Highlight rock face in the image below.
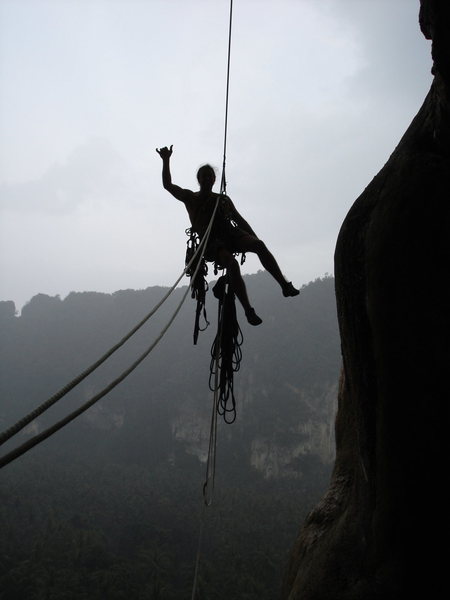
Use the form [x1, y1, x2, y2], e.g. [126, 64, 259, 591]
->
[282, 2, 450, 598]
[169, 381, 337, 476]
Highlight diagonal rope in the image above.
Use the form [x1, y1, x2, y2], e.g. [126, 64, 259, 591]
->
[0, 221, 211, 448]
[0, 196, 222, 470]
[0, 283, 188, 469]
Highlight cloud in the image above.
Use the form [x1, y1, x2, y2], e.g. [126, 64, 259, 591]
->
[0, 138, 148, 215]
[327, 0, 432, 99]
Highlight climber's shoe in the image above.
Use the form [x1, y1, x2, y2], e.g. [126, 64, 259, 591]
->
[282, 281, 300, 297]
[245, 307, 263, 326]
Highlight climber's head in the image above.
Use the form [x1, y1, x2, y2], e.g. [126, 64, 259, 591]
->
[197, 164, 216, 191]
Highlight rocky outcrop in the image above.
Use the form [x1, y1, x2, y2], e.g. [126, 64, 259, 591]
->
[169, 383, 337, 476]
[250, 384, 337, 479]
[282, 1, 450, 598]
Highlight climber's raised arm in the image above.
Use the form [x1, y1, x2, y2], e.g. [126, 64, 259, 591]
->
[156, 145, 186, 201]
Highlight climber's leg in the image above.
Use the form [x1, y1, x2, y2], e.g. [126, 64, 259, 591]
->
[217, 247, 262, 326]
[233, 234, 299, 297]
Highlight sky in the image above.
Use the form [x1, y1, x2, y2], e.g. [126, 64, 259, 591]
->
[0, 0, 432, 312]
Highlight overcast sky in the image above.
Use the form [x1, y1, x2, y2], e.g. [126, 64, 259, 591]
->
[0, 0, 432, 311]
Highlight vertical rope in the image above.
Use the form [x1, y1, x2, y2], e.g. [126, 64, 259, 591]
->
[191, 2, 234, 598]
[190, 504, 206, 600]
[203, 292, 225, 506]
[220, 0, 233, 197]
[203, 0, 234, 504]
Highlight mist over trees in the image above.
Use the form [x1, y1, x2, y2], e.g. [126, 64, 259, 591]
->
[0, 272, 340, 599]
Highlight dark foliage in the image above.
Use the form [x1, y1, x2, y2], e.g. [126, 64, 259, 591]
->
[0, 273, 339, 599]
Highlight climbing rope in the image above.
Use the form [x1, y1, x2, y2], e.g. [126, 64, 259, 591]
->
[198, 0, 235, 494]
[0, 280, 188, 469]
[190, 306, 222, 599]
[0, 194, 222, 470]
[191, 2, 234, 598]
[220, 0, 233, 196]
[209, 275, 243, 425]
[0, 218, 214, 449]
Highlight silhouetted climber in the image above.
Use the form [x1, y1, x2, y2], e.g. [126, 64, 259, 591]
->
[156, 145, 299, 326]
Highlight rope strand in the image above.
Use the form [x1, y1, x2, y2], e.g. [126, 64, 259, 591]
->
[191, 3, 234, 598]
[0, 222, 212, 447]
[220, 0, 233, 195]
[0, 193, 222, 470]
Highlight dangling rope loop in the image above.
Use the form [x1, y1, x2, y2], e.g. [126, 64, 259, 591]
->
[209, 275, 243, 425]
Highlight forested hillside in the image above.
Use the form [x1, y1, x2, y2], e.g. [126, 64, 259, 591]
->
[0, 273, 340, 599]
